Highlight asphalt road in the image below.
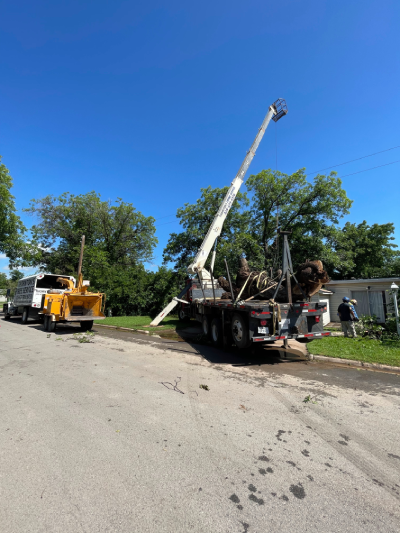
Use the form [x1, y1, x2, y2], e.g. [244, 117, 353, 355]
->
[1, 316, 400, 533]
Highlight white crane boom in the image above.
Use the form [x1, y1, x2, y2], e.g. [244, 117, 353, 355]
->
[150, 98, 287, 326]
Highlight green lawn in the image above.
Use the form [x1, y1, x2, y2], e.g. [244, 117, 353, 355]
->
[94, 315, 192, 332]
[308, 337, 400, 367]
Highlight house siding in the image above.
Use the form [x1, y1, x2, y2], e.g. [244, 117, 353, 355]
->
[326, 279, 400, 323]
[310, 294, 331, 326]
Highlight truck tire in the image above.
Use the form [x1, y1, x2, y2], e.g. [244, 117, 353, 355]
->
[231, 313, 250, 349]
[81, 321, 94, 331]
[201, 316, 211, 339]
[48, 318, 56, 332]
[178, 307, 190, 322]
[21, 307, 29, 324]
[297, 338, 313, 344]
[43, 315, 49, 330]
[4, 314, 11, 321]
[210, 317, 223, 347]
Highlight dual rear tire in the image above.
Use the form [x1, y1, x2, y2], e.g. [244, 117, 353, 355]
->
[204, 313, 251, 350]
[203, 315, 226, 349]
[210, 317, 223, 347]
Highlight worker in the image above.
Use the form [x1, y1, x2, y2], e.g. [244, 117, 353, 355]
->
[337, 297, 357, 338]
[350, 299, 359, 321]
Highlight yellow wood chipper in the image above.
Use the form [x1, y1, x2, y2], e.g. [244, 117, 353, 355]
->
[40, 236, 106, 332]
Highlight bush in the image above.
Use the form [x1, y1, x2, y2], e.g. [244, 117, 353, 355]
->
[355, 315, 385, 339]
[355, 314, 399, 341]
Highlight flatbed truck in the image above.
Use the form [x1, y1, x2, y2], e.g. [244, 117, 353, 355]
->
[151, 98, 331, 348]
[177, 279, 330, 349]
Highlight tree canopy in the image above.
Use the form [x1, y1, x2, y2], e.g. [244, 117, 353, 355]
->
[163, 169, 399, 280]
[25, 192, 158, 275]
[0, 272, 7, 289]
[163, 186, 259, 276]
[0, 156, 27, 264]
[164, 169, 354, 275]
[329, 221, 400, 279]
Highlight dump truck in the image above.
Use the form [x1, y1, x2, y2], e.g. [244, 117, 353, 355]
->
[40, 236, 106, 332]
[4, 273, 76, 322]
[150, 98, 331, 349]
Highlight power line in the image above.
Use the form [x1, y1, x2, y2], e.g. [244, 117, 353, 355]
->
[153, 146, 400, 229]
[155, 220, 179, 228]
[155, 214, 176, 221]
[339, 159, 400, 178]
[307, 145, 400, 175]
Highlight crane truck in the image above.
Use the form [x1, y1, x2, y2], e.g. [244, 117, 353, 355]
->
[150, 99, 331, 349]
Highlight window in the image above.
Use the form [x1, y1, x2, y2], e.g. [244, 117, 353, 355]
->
[351, 290, 385, 323]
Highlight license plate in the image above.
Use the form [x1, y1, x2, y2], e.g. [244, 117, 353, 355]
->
[258, 327, 268, 334]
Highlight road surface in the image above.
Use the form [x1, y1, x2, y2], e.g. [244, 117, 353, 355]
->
[1, 316, 400, 533]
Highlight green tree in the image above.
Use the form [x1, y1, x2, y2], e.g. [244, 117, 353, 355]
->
[0, 156, 27, 264]
[329, 221, 400, 279]
[25, 192, 158, 275]
[164, 170, 353, 275]
[10, 269, 25, 282]
[24, 192, 159, 316]
[144, 266, 184, 317]
[246, 169, 353, 270]
[163, 186, 259, 275]
[0, 272, 7, 289]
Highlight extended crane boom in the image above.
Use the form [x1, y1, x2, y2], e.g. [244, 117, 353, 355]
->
[150, 98, 287, 326]
[187, 99, 287, 277]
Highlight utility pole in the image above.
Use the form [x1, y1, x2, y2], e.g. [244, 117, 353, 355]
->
[77, 235, 85, 278]
[391, 283, 400, 336]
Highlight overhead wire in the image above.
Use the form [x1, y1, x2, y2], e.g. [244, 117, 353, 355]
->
[307, 145, 400, 175]
[337, 159, 400, 178]
[154, 145, 400, 228]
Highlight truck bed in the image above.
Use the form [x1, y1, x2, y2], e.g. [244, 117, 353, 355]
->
[192, 297, 331, 342]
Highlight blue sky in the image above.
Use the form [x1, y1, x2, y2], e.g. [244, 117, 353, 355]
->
[1, 0, 399, 275]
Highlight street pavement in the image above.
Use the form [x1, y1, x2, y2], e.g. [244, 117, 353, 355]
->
[1, 315, 400, 533]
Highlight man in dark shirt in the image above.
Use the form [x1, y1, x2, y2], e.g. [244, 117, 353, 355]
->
[338, 297, 357, 337]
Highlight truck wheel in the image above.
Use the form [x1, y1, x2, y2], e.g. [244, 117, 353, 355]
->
[210, 317, 223, 347]
[231, 313, 250, 349]
[4, 314, 11, 321]
[21, 307, 29, 324]
[201, 316, 211, 339]
[81, 321, 94, 331]
[48, 318, 56, 332]
[43, 315, 49, 330]
[178, 307, 190, 322]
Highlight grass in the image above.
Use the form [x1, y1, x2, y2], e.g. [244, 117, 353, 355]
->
[308, 336, 400, 367]
[94, 315, 193, 332]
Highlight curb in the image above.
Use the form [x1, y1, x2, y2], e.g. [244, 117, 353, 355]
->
[94, 324, 150, 334]
[308, 353, 400, 373]
[94, 323, 179, 335]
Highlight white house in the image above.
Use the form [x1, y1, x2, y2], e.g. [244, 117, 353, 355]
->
[310, 288, 334, 326]
[325, 278, 400, 323]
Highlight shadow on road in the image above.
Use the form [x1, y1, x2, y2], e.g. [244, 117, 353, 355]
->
[2, 313, 307, 367]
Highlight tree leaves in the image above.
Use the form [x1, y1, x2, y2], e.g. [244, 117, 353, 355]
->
[0, 156, 27, 263]
[162, 168, 399, 279]
[24, 192, 158, 274]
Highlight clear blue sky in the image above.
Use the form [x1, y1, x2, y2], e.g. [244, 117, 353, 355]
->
[1, 0, 399, 275]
